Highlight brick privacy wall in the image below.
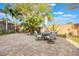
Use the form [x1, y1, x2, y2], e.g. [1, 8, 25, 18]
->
[47, 24, 79, 36]
[74, 24, 79, 36]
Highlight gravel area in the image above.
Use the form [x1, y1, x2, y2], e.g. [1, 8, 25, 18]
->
[0, 33, 79, 56]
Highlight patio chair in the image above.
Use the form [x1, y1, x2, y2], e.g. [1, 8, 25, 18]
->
[51, 31, 57, 40]
[34, 31, 42, 40]
[45, 31, 57, 43]
[42, 31, 57, 40]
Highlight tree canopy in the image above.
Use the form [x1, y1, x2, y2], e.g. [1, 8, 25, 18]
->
[0, 3, 53, 33]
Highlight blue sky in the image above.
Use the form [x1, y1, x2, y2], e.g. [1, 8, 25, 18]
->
[0, 3, 7, 18]
[48, 3, 79, 24]
[0, 3, 79, 24]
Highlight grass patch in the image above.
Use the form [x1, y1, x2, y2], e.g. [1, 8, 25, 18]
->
[0, 31, 15, 35]
[69, 35, 79, 44]
[0, 29, 15, 35]
[0, 32, 15, 35]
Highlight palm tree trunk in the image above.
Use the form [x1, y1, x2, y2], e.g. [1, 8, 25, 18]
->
[5, 15, 8, 32]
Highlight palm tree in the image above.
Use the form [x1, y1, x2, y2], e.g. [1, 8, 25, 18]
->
[4, 4, 22, 32]
[3, 4, 11, 32]
[7, 8, 19, 32]
[0, 4, 11, 32]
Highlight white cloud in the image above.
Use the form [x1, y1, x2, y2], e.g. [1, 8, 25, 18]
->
[48, 17, 73, 24]
[62, 14, 76, 18]
[0, 13, 5, 16]
[54, 17, 71, 20]
[49, 3, 56, 6]
[53, 12, 64, 15]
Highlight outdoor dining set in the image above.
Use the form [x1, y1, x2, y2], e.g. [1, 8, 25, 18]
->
[34, 31, 57, 43]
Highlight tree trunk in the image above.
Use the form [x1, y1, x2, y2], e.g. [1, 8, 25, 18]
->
[14, 23, 16, 32]
[5, 15, 8, 32]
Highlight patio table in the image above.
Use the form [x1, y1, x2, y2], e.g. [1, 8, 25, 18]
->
[41, 31, 57, 41]
[35, 31, 57, 43]
[41, 32, 52, 36]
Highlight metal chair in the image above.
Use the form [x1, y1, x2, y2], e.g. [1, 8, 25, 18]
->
[47, 31, 57, 43]
[34, 31, 42, 40]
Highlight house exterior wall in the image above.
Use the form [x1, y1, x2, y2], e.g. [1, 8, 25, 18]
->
[0, 20, 15, 32]
[0, 20, 6, 32]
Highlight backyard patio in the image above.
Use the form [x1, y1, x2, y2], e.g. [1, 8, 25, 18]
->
[0, 33, 79, 56]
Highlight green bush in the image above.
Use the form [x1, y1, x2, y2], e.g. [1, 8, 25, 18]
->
[0, 25, 3, 34]
[69, 32, 73, 36]
[0, 31, 3, 34]
[8, 29, 15, 33]
[0, 29, 15, 35]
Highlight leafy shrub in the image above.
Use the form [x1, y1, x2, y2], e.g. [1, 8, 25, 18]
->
[0, 25, 4, 34]
[69, 32, 73, 36]
[8, 29, 15, 33]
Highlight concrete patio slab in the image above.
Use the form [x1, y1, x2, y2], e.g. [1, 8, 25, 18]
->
[0, 33, 79, 56]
